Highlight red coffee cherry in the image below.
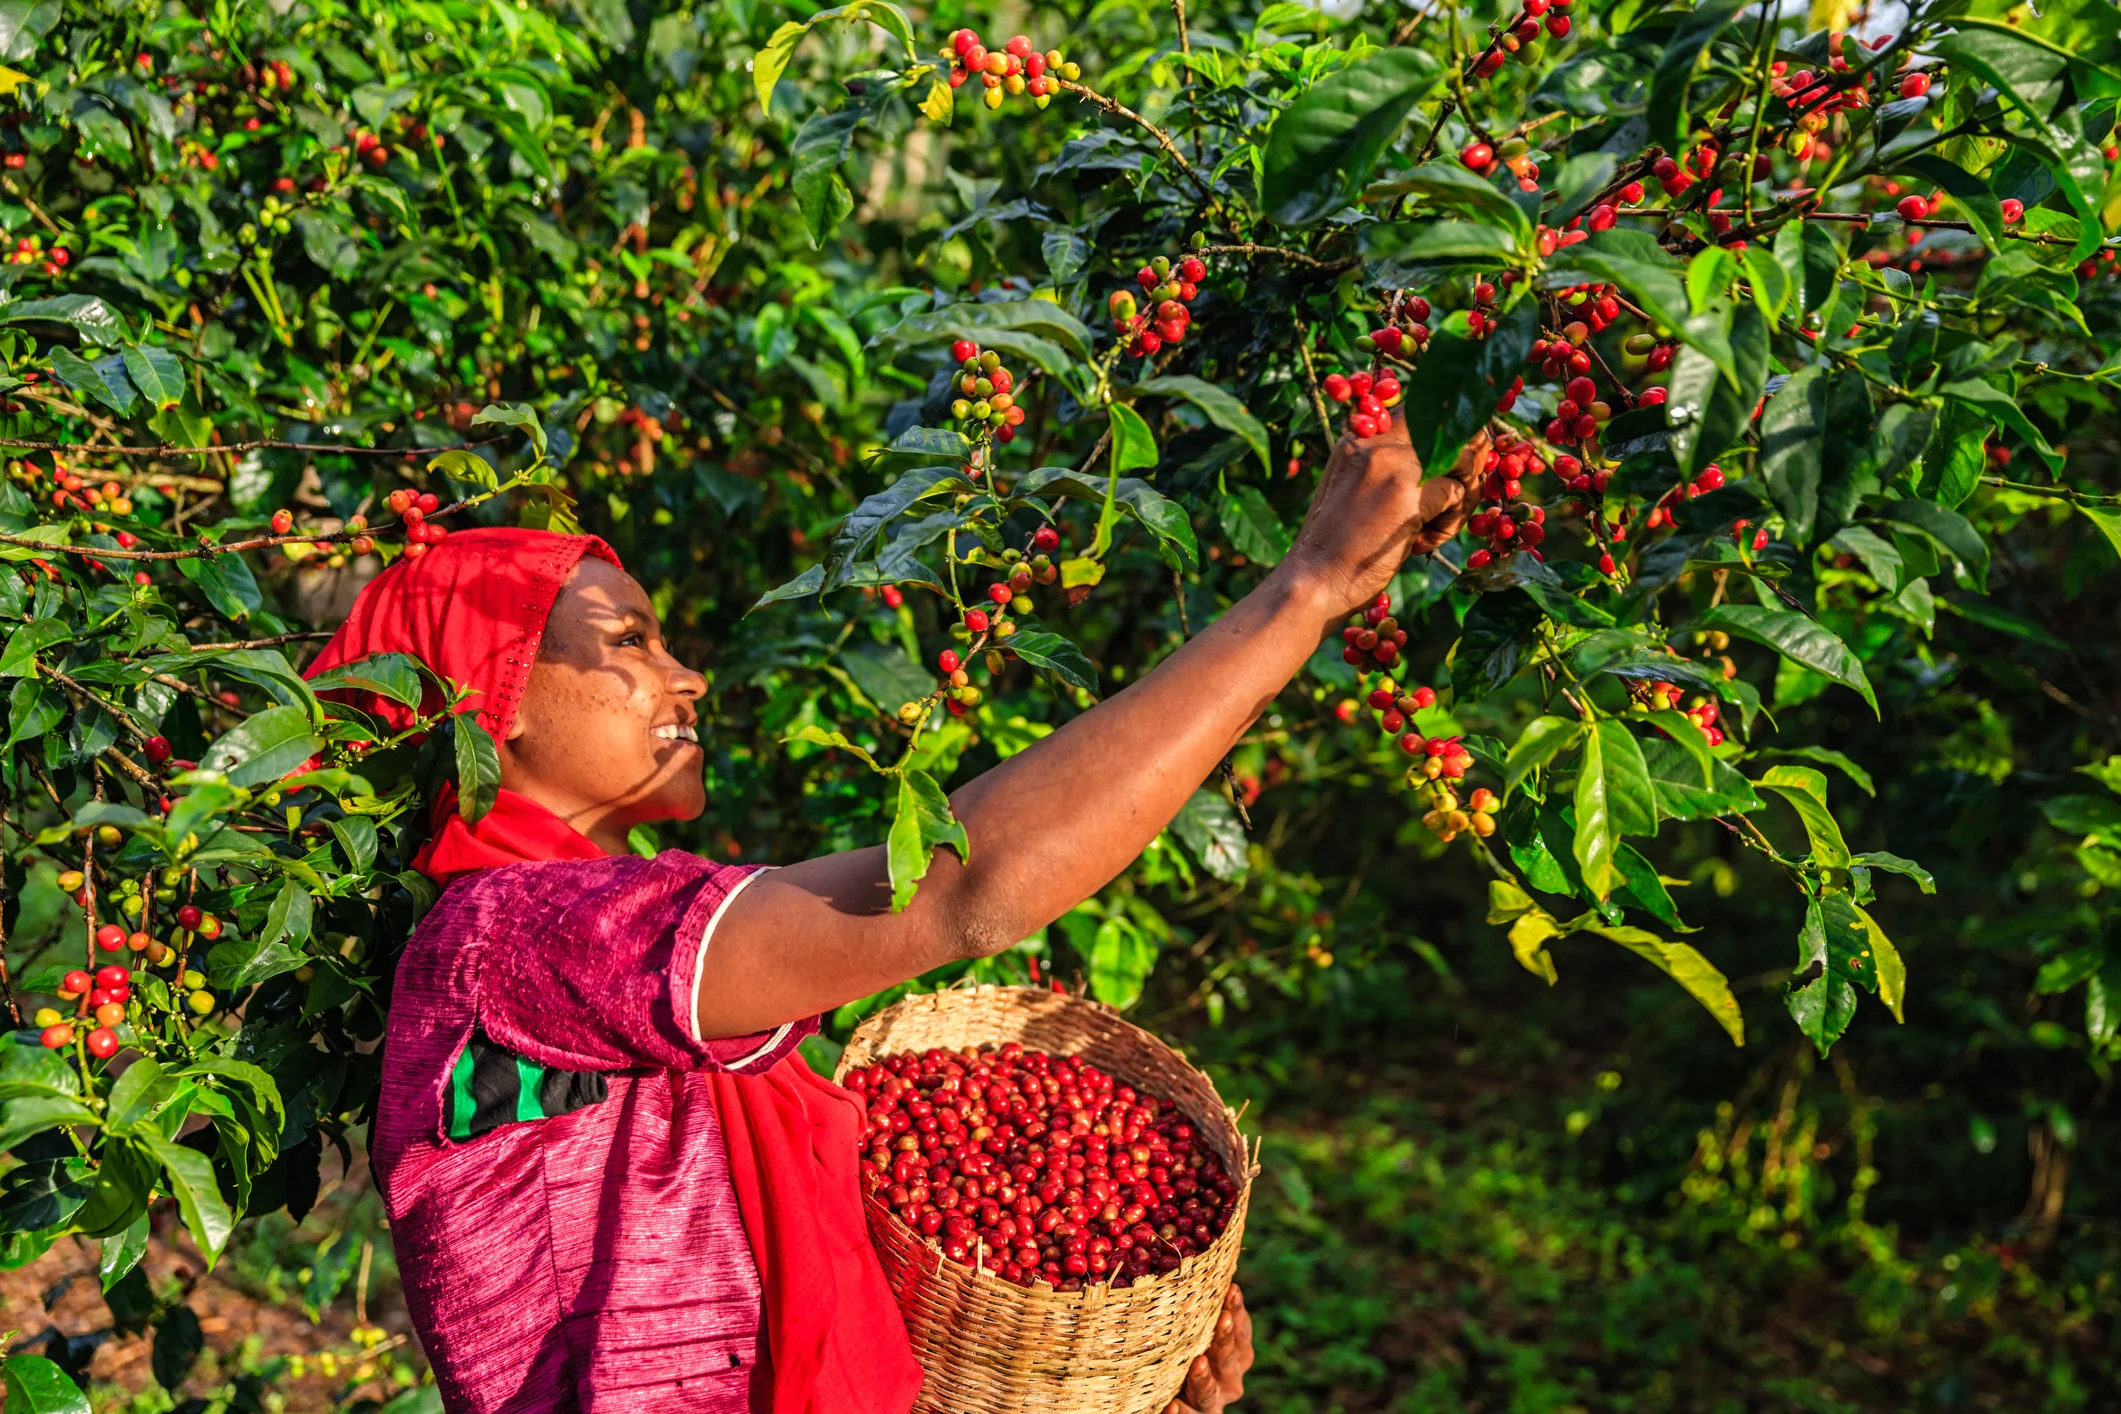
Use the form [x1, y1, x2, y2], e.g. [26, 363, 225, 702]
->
[2001, 198, 2024, 223]
[61, 970, 93, 997]
[270, 508, 294, 534]
[142, 735, 172, 764]
[86, 1027, 120, 1058]
[175, 904, 203, 930]
[95, 924, 127, 952]
[40, 1024, 74, 1049]
[1896, 193, 1929, 221]
[1899, 71, 1931, 99]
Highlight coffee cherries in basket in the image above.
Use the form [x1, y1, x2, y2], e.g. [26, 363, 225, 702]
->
[845, 1041, 1239, 1291]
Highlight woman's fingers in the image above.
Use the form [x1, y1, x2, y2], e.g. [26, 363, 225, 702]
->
[1166, 1284, 1253, 1413]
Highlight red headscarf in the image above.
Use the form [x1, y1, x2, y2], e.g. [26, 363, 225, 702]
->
[307, 528, 921, 1414]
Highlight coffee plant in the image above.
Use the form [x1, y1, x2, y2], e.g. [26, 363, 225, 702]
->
[0, 0, 2117, 1400]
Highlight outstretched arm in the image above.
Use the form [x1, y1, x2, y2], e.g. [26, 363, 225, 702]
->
[699, 413, 1481, 1038]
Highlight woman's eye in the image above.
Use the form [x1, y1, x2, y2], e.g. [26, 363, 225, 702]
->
[618, 632, 644, 647]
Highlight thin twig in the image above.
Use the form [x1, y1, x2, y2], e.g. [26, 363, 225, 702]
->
[1054, 79, 1220, 212]
[1194, 243, 1355, 273]
[0, 435, 508, 458]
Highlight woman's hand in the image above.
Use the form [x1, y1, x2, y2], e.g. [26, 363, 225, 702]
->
[1283, 410, 1489, 622]
[1165, 1284, 1254, 1413]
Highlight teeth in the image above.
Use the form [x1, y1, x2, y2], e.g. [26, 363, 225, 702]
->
[652, 724, 699, 743]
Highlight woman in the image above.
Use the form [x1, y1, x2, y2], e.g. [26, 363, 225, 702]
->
[307, 412, 1478, 1413]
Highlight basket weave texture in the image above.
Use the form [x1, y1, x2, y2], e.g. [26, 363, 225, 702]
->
[836, 984, 1257, 1414]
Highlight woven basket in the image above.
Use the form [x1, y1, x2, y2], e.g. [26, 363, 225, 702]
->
[836, 984, 1257, 1414]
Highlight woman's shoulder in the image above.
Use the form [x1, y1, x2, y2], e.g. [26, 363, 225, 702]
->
[426, 851, 763, 929]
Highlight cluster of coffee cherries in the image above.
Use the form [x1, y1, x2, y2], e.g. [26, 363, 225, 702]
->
[1686, 628, 1741, 684]
[944, 30, 1077, 111]
[1468, 0, 1575, 79]
[1347, 680, 1436, 737]
[1109, 253, 1206, 358]
[846, 1041, 1237, 1290]
[1768, 55, 1878, 162]
[1640, 463, 1729, 533]
[1459, 135, 1543, 194]
[947, 340, 1029, 447]
[1619, 331, 1676, 376]
[44, 463, 135, 517]
[1629, 680, 1729, 744]
[1540, 370, 1614, 450]
[1356, 296, 1433, 360]
[5, 233, 70, 274]
[384, 488, 447, 556]
[900, 524, 1063, 723]
[1421, 784, 1501, 843]
[1338, 593, 1408, 671]
[1321, 368, 1404, 439]
[1463, 432, 1550, 569]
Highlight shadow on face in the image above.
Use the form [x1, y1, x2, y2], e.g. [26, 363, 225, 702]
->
[499, 557, 709, 851]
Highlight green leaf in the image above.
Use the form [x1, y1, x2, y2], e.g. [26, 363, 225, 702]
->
[104, 1057, 167, 1131]
[1217, 485, 1291, 567]
[1400, 302, 1540, 475]
[1787, 892, 1905, 1053]
[1696, 604, 1877, 716]
[2, 295, 125, 345]
[120, 343, 186, 411]
[1645, 738, 1764, 822]
[1451, 588, 1543, 701]
[1573, 719, 1658, 899]
[1644, 710, 1716, 786]
[1762, 746, 1875, 797]
[791, 108, 859, 250]
[307, 652, 426, 709]
[1577, 917, 1743, 1044]
[1614, 843, 1692, 933]
[453, 715, 501, 822]
[49, 347, 136, 414]
[1005, 630, 1098, 694]
[781, 725, 884, 772]
[1757, 764, 1850, 868]
[1085, 913, 1158, 1009]
[1383, 161, 1535, 242]
[1363, 219, 1522, 267]
[1912, 398, 1991, 509]
[0, 617, 71, 677]
[0, 1094, 101, 1154]
[1170, 789, 1249, 883]
[1853, 850, 1936, 893]
[1878, 498, 1990, 592]
[100, 1214, 149, 1292]
[822, 466, 970, 591]
[1647, 0, 1748, 148]
[1666, 303, 1769, 475]
[752, 1, 918, 110]
[2044, 793, 2121, 836]
[175, 552, 262, 622]
[137, 1131, 234, 1266]
[151, 1305, 204, 1391]
[1505, 715, 1584, 797]
[200, 704, 324, 787]
[1934, 29, 2105, 263]
[1132, 376, 1270, 480]
[1759, 364, 1827, 545]
[5, 678, 62, 750]
[1261, 48, 1445, 225]
[1, 1354, 91, 1414]
[208, 879, 313, 989]
[886, 768, 969, 912]
[2072, 502, 2121, 563]
[428, 448, 499, 490]
[874, 300, 1095, 369]
[469, 402, 547, 459]
[1014, 467, 1196, 567]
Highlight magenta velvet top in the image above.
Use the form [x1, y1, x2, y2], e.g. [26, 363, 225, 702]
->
[371, 852, 814, 1413]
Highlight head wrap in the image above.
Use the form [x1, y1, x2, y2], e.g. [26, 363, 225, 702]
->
[304, 527, 618, 881]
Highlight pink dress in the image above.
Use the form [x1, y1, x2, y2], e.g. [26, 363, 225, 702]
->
[371, 852, 814, 1413]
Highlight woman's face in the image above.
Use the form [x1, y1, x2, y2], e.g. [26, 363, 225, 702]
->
[500, 557, 707, 850]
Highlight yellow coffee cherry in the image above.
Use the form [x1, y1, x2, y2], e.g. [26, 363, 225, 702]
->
[32, 1007, 62, 1028]
[180, 969, 207, 990]
[187, 989, 216, 1015]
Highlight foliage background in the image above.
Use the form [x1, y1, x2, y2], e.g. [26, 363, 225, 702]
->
[0, 0, 2115, 1407]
